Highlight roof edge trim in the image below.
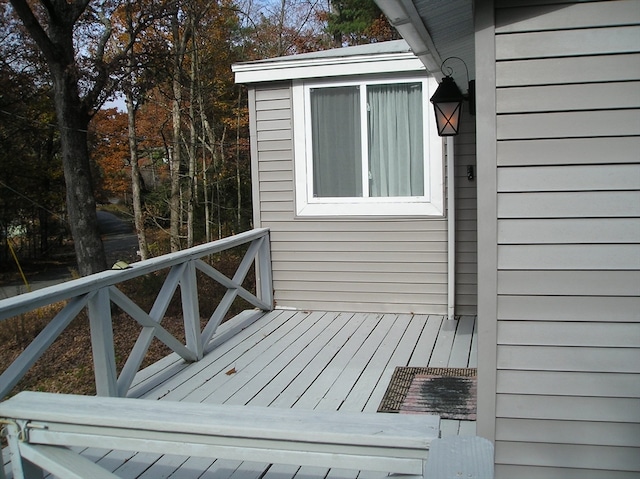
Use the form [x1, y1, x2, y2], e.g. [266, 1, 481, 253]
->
[233, 52, 425, 84]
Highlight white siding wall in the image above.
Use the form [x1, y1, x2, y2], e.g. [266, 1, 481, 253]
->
[249, 82, 477, 315]
[492, 1, 640, 477]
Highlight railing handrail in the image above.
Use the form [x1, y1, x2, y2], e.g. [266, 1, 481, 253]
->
[0, 228, 270, 322]
[0, 228, 272, 399]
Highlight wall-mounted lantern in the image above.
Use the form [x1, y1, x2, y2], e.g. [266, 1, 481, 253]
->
[430, 57, 475, 137]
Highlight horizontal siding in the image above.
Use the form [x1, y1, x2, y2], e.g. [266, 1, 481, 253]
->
[272, 279, 447, 295]
[274, 290, 448, 306]
[497, 191, 640, 217]
[263, 220, 448, 232]
[497, 164, 640, 191]
[497, 321, 640, 347]
[496, 370, 640, 398]
[497, 346, 640, 373]
[496, 394, 639, 423]
[269, 261, 448, 274]
[270, 240, 448, 253]
[274, 270, 447, 284]
[497, 81, 640, 113]
[257, 139, 292, 152]
[498, 218, 640, 244]
[271, 250, 448, 263]
[497, 136, 640, 166]
[455, 118, 478, 315]
[497, 295, 640, 322]
[270, 229, 447, 242]
[496, 0, 640, 32]
[497, 244, 640, 270]
[492, 1, 640, 477]
[497, 270, 640, 295]
[497, 53, 640, 87]
[495, 465, 640, 479]
[495, 25, 640, 59]
[495, 441, 640, 471]
[497, 110, 640, 140]
[250, 81, 474, 315]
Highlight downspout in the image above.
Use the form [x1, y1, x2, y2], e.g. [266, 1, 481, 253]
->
[447, 136, 456, 320]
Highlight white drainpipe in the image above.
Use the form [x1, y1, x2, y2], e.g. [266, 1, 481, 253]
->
[447, 136, 456, 320]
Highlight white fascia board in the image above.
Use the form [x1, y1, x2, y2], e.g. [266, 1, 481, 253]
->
[233, 53, 425, 84]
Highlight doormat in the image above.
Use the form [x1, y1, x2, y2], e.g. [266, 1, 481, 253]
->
[378, 367, 477, 420]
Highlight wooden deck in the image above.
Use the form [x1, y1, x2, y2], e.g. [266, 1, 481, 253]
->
[3, 309, 477, 479]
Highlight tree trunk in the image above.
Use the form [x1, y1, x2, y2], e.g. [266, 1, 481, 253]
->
[202, 149, 211, 243]
[236, 88, 242, 231]
[169, 7, 191, 253]
[197, 78, 213, 244]
[187, 37, 197, 249]
[51, 66, 107, 276]
[9, 0, 107, 275]
[125, 92, 148, 260]
[197, 86, 211, 244]
[170, 60, 183, 252]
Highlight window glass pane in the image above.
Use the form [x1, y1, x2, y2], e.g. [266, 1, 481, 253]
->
[368, 82, 424, 197]
[310, 86, 362, 198]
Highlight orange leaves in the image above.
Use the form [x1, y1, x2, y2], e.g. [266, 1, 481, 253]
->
[90, 108, 130, 200]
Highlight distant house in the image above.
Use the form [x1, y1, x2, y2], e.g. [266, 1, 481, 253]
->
[234, 0, 640, 477]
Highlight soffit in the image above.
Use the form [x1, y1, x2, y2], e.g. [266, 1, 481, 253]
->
[415, 0, 475, 79]
[377, 0, 474, 91]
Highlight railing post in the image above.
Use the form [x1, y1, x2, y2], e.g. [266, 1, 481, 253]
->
[5, 421, 44, 479]
[87, 287, 118, 396]
[257, 232, 273, 309]
[180, 260, 203, 360]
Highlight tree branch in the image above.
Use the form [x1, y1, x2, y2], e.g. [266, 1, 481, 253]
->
[8, 0, 57, 61]
[82, 5, 114, 113]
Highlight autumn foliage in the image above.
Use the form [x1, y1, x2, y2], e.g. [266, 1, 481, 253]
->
[2, 0, 392, 268]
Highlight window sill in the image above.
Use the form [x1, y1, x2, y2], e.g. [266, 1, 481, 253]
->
[295, 200, 445, 217]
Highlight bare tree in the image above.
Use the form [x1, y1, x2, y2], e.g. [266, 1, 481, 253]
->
[117, 0, 164, 261]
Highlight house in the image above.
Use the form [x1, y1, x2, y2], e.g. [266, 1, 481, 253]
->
[234, 0, 640, 477]
[0, 1, 637, 478]
[232, 40, 478, 318]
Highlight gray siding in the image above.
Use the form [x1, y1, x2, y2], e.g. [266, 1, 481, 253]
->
[249, 83, 477, 315]
[491, 1, 640, 477]
[455, 116, 478, 315]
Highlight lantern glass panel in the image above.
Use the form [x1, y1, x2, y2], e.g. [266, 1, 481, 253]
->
[434, 100, 462, 136]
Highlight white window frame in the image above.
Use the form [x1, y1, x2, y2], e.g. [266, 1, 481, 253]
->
[293, 74, 444, 217]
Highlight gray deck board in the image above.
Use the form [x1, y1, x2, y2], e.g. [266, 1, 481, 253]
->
[429, 318, 458, 367]
[408, 315, 443, 365]
[4, 310, 476, 479]
[449, 316, 476, 367]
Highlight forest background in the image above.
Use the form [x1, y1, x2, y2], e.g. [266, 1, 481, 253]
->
[0, 0, 399, 280]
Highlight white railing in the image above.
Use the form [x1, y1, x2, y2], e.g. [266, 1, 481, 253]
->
[0, 228, 273, 399]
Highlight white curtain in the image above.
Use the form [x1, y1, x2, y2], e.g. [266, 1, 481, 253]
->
[368, 83, 424, 197]
[311, 86, 362, 198]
